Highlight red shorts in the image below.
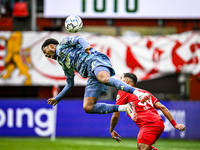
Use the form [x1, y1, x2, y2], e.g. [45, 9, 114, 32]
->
[137, 119, 165, 146]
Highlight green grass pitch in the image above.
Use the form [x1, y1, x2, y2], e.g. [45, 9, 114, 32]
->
[0, 137, 199, 150]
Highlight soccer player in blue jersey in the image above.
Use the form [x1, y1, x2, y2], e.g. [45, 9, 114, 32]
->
[41, 36, 150, 120]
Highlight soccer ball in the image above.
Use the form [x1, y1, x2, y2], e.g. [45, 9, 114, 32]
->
[65, 15, 83, 33]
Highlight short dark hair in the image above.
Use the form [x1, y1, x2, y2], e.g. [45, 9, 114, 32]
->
[123, 73, 137, 85]
[41, 38, 59, 50]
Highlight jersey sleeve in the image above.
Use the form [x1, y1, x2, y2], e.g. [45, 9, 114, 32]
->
[60, 36, 78, 46]
[55, 77, 74, 101]
[150, 93, 159, 106]
[78, 37, 90, 49]
[60, 36, 90, 49]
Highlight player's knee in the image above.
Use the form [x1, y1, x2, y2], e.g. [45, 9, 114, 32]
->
[96, 71, 110, 84]
[97, 74, 110, 84]
[100, 77, 109, 84]
[83, 105, 93, 113]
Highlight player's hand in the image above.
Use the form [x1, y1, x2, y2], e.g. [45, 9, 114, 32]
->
[85, 46, 92, 54]
[110, 130, 121, 143]
[175, 124, 185, 131]
[47, 98, 58, 106]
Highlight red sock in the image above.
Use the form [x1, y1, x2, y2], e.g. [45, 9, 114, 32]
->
[150, 146, 158, 150]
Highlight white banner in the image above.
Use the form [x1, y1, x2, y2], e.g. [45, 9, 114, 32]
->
[44, 0, 200, 19]
[0, 31, 200, 86]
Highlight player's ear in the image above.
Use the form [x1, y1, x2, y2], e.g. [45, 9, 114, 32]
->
[125, 78, 129, 84]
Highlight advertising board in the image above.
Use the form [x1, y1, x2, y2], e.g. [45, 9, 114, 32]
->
[0, 99, 199, 139]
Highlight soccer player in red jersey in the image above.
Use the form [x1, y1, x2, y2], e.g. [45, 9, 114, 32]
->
[110, 73, 185, 150]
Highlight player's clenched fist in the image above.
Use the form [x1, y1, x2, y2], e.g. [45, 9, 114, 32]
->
[175, 124, 186, 131]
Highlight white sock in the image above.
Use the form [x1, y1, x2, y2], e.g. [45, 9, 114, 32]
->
[118, 104, 128, 112]
[133, 90, 141, 97]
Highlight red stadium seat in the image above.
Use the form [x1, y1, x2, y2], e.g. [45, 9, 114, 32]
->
[12, 2, 29, 17]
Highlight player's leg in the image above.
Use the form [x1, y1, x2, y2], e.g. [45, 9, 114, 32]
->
[83, 97, 134, 114]
[137, 143, 158, 150]
[94, 66, 150, 102]
[83, 77, 128, 114]
[83, 96, 97, 113]
[83, 96, 119, 114]
[149, 120, 165, 150]
[137, 120, 164, 150]
[83, 71, 137, 120]
[137, 143, 151, 150]
[94, 66, 137, 94]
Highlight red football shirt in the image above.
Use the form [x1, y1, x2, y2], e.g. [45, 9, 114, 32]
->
[116, 88, 163, 128]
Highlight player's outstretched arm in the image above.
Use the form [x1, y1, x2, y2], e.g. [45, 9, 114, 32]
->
[47, 78, 74, 106]
[154, 101, 185, 131]
[110, 112, 121, 142]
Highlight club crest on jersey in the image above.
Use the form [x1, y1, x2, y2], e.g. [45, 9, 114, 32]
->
[116, 94, 120, 101]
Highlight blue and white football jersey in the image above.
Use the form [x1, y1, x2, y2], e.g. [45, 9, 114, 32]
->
[56, 36, 99, 79]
